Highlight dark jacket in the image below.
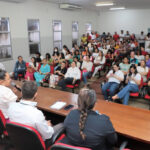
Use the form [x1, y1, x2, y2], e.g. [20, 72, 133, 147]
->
[14, 60, 26, 72]
[61, 109, 117, 150]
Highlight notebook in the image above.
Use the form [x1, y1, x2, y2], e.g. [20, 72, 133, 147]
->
[50, 101, 67, 110]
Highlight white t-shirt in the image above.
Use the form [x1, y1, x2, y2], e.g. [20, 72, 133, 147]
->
[107, 70, 124, 84]
[81, 61, 93, 72]
[135, 55, 145, 62]
[8, 100, 54, 141]
[0, 85, 17, 118]
[65, 67, 81, 80]
[137, 66, 148, 82]
[94, 56, 105, 65]
[129, 73, 141, 85]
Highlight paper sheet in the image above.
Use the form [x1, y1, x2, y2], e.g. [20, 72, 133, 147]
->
[50, 101, 66, 110]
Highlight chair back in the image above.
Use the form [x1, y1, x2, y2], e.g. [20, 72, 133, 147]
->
[51, 142, 91, 150]
[6, 122, 46, 150]
[0, 110, 8, 136]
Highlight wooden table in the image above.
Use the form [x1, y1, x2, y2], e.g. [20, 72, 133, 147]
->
[35, 87, 150, 144]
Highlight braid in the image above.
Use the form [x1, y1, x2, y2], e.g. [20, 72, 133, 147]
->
[79, 110, 88, 140]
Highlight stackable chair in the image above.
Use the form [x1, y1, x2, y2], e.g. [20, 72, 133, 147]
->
[0, 110, 8, 139]
[6, 121, 64, 150]
[66, 72, 82, 93]
[130, 77, 143, 98]
[51, 143, 91, 150]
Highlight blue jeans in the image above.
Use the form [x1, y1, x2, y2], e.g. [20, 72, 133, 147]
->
[102, 82, 119, 100]
[14, 68, 25, 80]
[82, 72, 90, 84]
[117, 82, 139, 105]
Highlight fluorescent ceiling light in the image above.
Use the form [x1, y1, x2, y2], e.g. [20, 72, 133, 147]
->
[96, 2, 114, 7]
[110, 7, 125, 10]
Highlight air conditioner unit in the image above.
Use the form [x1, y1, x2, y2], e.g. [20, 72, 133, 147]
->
[0, 0, 25, 3]
[59, 3, 82, 10]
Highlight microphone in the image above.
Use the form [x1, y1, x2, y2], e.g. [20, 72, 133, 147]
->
[11, 82, 21, 92]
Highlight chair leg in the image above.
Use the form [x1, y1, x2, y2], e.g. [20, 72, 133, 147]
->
[72, 88, 74, 93]
[98, 70, 101, 78]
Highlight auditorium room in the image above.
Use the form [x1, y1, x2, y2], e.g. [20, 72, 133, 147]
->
[0, 0, 150, 150]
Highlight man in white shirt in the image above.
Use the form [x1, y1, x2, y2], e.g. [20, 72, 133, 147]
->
[102, 64, 124, 101]
[58, 61, 81, 90]
[8, 81, 54, 147]
[139, 31, 145, 48]
[81, 55, 93, 85]
[0, 69, 18, 119]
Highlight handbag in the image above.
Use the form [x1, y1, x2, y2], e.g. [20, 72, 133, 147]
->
[45, 73, 50, 81]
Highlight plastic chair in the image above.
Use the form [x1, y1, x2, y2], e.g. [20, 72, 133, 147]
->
[130, 77, 143, 97]
[6, 122, 51, 150]
[144, 94, 150, 109]
[66, 72, 82, 93]
[51, 143, 91, 150]
[0, 110, 8, 137]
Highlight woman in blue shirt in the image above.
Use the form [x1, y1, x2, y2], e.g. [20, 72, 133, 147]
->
[34, 58, 50, 86]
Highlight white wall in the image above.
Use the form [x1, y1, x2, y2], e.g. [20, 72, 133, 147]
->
[98, 9, 150, 35]
[0, 0, 99, 72]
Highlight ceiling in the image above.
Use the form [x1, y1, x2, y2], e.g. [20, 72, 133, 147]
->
[42, 0, 150, 11]
[1, 0, 150, 11]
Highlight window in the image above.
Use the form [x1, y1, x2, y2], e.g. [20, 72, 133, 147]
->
[0, 18, 12, 60]
[72, 21, 79, 46]
[27, 19, 40, 55]
[85, 23, 92, 34]
[53, 20, 62, 50]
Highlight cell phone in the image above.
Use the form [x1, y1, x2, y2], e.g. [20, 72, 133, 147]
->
[64, 104, 74, 110]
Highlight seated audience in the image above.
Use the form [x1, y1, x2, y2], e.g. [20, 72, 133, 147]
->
[119, 57, 130, 75]
[58, 61, 80, 90]
[92, 51, 105, 77]
[35, 52, 42, 63]
[145, 54, 150, 68]
[73, 50, 81, 61]
[73, 57, 81, 69]
[81, 55, 93, 85]
[46, 53, 53, 64]
[137, 60, 148, 82]
[61, 88, 117, 150]
[146, 78, 150, 96]
[129, 51, 138, 66]
[7, 81, 54, 148]
[0, 69, 18, 119]
[34, 58, 50, 86]
[112, 64, 141, 105]
[25, 57, 39, 81]
[49, 61, 67, 88]
[92, 47, 99, 59]
[102, 63, 124, 101]
[81, 34, 87, 45]
[13, 56, 26, 80]
[135, 51, 144, 62]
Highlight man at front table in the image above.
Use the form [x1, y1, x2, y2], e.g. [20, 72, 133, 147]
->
[0, 69, 18, 119]
[8, 81, 54, 147]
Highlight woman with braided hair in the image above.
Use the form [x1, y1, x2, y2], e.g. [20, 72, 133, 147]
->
[61, 88, 117, 150]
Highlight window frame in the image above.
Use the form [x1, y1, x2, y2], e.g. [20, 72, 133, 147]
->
[85, 23, 92, 34]
[27, 19, 41, 56]
[0, 17, 13, 62]
[72, 21, 79, 46]
[53, 20, 62, 50]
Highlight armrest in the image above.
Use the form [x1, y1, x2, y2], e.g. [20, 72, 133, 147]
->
[119, 141, 128, 150]
[51, 123, 65, 144]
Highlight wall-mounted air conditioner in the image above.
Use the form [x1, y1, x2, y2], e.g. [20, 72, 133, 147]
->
[59, 3, 82, 10]
[0, 0, 25, 3]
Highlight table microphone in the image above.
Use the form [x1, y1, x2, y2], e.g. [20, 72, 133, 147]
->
[11, 82, 22, 92]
